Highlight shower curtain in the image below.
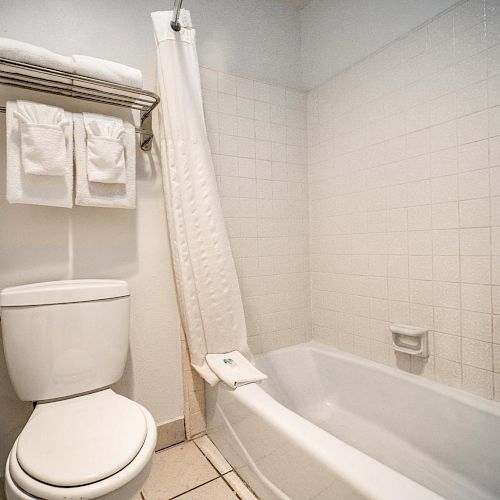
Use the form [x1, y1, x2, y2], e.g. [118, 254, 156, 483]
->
[151, 10, 250, 385]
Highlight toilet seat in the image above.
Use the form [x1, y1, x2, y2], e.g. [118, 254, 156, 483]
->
[17, 390, 147, 487]
[8, 389, 157, 500]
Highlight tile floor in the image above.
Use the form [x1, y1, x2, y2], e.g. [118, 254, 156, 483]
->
[0, 436, 257, 500]
[140, 435, 257, 500]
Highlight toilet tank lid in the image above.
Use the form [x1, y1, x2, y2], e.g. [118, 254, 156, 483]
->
[0, 280, 130, 307]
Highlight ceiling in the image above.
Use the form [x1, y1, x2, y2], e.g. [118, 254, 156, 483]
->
[276, 0, 313, 10]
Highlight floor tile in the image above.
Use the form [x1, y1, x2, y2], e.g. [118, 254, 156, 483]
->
[194, 435, 232, 474]
[176, 478, 237, 499]
[142, 441, 218, 500]
[224, 471, 258, 500]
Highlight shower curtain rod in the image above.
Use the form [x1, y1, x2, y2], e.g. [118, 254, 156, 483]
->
[171, 0, 184, 31]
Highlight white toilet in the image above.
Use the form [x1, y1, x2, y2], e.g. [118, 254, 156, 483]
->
[0, 280, 157, 500]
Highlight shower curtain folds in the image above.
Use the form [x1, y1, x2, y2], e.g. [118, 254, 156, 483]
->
[151, 10, 250, 385]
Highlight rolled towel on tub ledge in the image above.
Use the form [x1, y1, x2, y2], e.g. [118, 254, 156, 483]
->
[206, 351, 267, 389]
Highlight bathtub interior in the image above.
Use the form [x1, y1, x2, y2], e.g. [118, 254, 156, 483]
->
[254, 343, 500, 500]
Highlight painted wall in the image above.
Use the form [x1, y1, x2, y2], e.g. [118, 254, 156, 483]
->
[0, 0, 302, 90]
[300, 0, 460, 89]
[0, 0, 304, 473]
[309, 0, 500, 400]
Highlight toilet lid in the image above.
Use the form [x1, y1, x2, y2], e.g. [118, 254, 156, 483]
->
[16, 391, 147, 487]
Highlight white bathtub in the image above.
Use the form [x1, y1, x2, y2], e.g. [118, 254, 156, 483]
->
[206, 342, 500, 500]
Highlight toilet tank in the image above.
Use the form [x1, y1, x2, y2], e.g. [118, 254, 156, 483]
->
[0, 280, 130, 402]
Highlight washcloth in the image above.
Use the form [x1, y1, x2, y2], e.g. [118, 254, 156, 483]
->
[72, 55, 143, 88]
[74, 113, 136, 208]
[206, 351, 267, 389]
[0, 37, 75, 73]
[83, 112, 126, 184]
[14, 101, 70, 176]
[6, 101, 73, 208]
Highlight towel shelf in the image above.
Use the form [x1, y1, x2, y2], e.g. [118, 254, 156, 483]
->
[0, 57, 160, 151]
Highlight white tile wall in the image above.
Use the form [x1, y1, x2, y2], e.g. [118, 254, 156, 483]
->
[201, 68, 311, 354]
[308, 0, 500, 401]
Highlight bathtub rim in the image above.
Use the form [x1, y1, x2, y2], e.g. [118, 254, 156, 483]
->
[256, 341, 500, 416]
[208, 377, 443, 500]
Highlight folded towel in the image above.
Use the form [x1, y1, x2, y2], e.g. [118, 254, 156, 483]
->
[14, 101, 70, 176]
[0, 37, 75, 73]
[6, 101, 73, 207]
[206, 351, 267, 389]
[72, 55, 143, 88]
[74, 113, 136, 208]
[83, 112, 126, 184]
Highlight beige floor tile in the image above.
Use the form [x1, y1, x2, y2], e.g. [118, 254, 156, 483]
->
[142, 441, 218, 500]
[177, 478, 237, 499]
[224, 472, 258, 500]
[194, 435, 232, 474]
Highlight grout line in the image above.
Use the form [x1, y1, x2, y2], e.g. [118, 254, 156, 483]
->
[167, 477, 223, 500]
[155, 438, 188, 454]
[220, 472, 242, 499]
[192, 440, 223, 478]
[221, 470, 260, 500]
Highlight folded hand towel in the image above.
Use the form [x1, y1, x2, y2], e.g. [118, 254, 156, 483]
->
[6, 101, 73, 208]
[206, 351, 267, 389]
[14, 101, 70, 176]
[0, 37, 75, 73]
[83, 113, 126, 184]
[74, 113, 136, 208]
[72, 55, 143, 88]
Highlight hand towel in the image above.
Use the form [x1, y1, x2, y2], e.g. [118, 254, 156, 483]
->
[6, 101, 73, 208]
[72, 55, 143, 88]
[206, 351, 267, 389]
[74, 113, 136, 209]
[14, 101, 70, 176]
[83, 112, 126, 184]
[0, 37, 75, 73]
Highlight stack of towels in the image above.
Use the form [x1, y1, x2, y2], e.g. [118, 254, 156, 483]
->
[0, 37, 143, 88]
[0, 38, 142, 208]
[6, 100, 136, 209]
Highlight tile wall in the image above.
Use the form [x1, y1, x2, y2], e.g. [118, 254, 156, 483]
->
[201, 68, 311, 354]
[308, 0, 500, 400]
[182, 68, 311, 437]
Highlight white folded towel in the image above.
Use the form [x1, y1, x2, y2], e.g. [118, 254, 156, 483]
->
[0, 37, 75, 73]
[74, 113, 136, 209]
[72, 55, 143, 88]
[206, 351, 267, 389]
[14, 101, 70, 176]
[6, 101, 73, 208]
[83, 113, 126, 184]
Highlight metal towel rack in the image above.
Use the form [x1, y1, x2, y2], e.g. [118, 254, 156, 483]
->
[0, 57, 160, 151]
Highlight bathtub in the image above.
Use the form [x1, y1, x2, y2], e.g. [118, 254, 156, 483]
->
[206, 342, 500, 500]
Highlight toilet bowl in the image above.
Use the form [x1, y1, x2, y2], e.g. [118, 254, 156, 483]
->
[0, 280, 158, 500]
[4, 390, 157, 500]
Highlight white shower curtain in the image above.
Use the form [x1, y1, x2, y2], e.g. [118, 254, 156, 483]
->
[151, 10, 250, 385]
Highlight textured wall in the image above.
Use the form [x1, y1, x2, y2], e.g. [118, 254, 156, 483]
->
[0, 0, 305, 471]
[201, 68, 311, 354]
[300, 0, 461, 89]
[309, 0, 500, 400]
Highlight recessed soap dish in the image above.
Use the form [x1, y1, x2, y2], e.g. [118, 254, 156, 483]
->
[390, 324, 429, 358]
